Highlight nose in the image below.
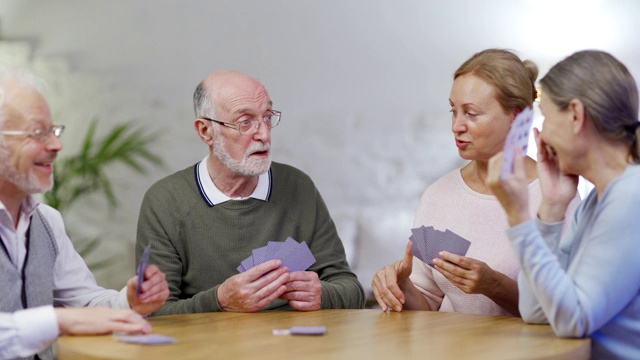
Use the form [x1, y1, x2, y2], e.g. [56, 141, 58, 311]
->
[452, 113, 467, 134]
[44, 132, 63, 152]
[253, 118, 271, 142]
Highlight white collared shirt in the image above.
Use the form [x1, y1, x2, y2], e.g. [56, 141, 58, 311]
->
[0, 196, 129, 358]
[195, 155, 272, 206]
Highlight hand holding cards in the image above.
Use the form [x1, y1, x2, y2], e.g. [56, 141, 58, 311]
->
[237, 237, 316, 273]
[410, 226, 471, 267]
[501, 106, 534, 179]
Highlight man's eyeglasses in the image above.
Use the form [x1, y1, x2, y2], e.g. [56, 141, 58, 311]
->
[1, 125, 65, 142]
[201, 110, 281, 136]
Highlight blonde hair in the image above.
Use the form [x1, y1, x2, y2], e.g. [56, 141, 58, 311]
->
[454, 49, 538, 114]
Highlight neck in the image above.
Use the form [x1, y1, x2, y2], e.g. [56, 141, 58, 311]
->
[461, 160, 491, 194]
[0, 182, 27, 229]
[579, 140, 632, 199]
[207, 155, 259, 198]
[462, 157, 537, 195]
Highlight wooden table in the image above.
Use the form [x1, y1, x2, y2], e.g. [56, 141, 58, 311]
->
[57, 309, 590, 359]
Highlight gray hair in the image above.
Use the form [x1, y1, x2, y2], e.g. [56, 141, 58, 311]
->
[540, 50, 640, 162]
[0, 67, 46, 130]
[193, 79, 215, 119]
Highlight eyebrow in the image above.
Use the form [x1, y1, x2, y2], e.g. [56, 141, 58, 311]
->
[231, 101, 274, 117]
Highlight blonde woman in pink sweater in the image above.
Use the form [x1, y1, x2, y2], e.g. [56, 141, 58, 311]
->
[372, 49, 578, 316]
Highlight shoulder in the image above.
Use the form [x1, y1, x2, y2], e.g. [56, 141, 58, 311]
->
[145, 165, 198, 197]
[270, 162, 315, 188]
[35, 203, 72, 250]
[615, 165, 640, 196]
[35, 203, 65, 226]
[141, 164, 202, 213]
[598, 164, 640, 211]
[422, 168, 462, 198]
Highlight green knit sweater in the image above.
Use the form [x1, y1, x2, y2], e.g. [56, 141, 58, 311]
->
[136, 161, 365, 314]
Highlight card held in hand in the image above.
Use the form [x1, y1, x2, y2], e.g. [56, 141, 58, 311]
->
[136, 244, 151, 297]
[501, 106, 534, 179]
[409, 226, 471, 267]
[237, 237, 316, 273]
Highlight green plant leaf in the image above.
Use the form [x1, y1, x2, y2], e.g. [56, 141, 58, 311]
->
[45, 118, 165, 271]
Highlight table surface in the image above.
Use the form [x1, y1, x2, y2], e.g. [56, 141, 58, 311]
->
[57, 309, 590, 360]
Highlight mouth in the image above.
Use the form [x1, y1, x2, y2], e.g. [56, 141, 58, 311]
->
[249, 150, 269, 157]
[247, 143, 271, 158]
[455, 139, 470, 149]
[247, 146, 270, 158]
[34, 157, 56, 172]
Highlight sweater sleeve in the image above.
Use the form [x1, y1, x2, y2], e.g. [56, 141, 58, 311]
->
[310, 189, 365, 309]
[518, 196, 580, 324]
[508, 180, 640, 338]
[136, 184, 223, 315]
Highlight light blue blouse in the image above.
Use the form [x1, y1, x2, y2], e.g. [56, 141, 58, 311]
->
[509, 164, 640, 359]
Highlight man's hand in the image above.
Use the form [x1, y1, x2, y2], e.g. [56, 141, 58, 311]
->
[217, 259, 290, 312]
[54, 307, 151, 335]
[279, 271, 322, 311]
[126, 264, 170, 315]
[371, 241, 414, 312]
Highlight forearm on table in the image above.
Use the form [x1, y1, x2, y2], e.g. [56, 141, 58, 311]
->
[483, 272, 520, 317]
[152, 286, 221, 316]
[401, 279, 436, 311]
[320, 277, 366, 309]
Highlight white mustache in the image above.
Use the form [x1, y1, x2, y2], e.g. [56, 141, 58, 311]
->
[246, 143, 271, 156]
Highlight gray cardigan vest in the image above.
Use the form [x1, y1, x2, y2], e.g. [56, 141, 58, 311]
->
[0, 209, 58, 360]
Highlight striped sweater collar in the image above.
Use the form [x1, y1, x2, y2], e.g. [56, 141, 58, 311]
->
[194, 155, 272, 207]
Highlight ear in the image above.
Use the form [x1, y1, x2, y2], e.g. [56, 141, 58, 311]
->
[194, 118, 215, 146]
[508, 109, 518, 124]
[567, 98, 587, 135]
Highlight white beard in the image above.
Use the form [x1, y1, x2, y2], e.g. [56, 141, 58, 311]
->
[0, 142, 52, 194]
[212, 131, 271, 176]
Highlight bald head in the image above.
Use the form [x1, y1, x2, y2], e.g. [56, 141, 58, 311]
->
[193, 70, 268, 119]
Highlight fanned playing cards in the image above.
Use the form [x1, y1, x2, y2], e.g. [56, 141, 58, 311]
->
[136, 244, 151, 296]
[410, 226, 471, 267]
[237, 237, 316, 273]
[501, 106, 534, 179]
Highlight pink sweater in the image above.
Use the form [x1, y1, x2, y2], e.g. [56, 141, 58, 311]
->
[409, 168, 542, 316]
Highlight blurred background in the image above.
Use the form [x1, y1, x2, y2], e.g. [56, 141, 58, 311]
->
[1, 0, 638, 302]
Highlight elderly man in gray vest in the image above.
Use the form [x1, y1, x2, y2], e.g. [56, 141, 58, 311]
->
[0, 68, 170, 360]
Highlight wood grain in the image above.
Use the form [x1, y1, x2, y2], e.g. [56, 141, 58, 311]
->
[57, 309, 590, 359]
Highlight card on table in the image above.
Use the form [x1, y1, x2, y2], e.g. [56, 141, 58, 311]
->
[501, 106, 534, 179]
[272, 326, 327, 336]
[116, 334, 176, 345]
[136, 244, 151, 297]
[237, 237, 316, 273]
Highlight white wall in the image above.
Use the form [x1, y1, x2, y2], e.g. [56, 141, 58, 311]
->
[1, 0, 639, 296]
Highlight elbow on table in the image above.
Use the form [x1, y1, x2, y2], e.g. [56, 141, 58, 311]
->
[520, 307, 549, 325]
[550, 320, 591, 339]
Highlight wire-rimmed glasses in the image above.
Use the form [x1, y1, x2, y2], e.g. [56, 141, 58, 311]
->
[201, 110, 281, 136]
[1, 125, 65, 142]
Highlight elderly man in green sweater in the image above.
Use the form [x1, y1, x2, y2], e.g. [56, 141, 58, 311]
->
[136, 70, 364, 313]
